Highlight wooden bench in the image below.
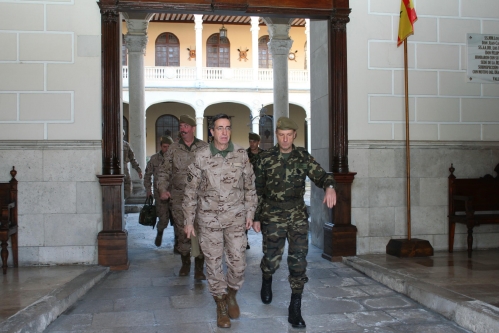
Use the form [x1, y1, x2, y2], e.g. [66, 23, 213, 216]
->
[448, 163, 499, 258]
[0, 166, 18, 274]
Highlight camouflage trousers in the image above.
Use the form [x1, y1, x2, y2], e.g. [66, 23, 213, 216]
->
[171, 200, 203, 258]
[124, 174, 132, 199]
[154, 192, 170, 232]
[198, 223, 247, 296]
[260, 202, 309, 294]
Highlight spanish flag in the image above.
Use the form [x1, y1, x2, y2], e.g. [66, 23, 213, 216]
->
[397, 0, 417, 46]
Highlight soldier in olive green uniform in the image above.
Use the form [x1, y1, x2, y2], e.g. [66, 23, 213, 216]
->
[144, 136, 175, 247]
[157, 115, 208, 279]
[245, 132, 264, 249]
[123, 137, 143, 199]
[253, 117, 337, 329]
[183, 114, 257, 328]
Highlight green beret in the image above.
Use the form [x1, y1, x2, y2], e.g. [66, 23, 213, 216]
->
[276, 117, 298, 131]
[179, 114, 196, 127]
[249, 132, 261, 141]
[161, 136, 173, 144]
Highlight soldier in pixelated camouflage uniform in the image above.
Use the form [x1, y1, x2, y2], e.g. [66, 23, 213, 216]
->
[253, 117, 337, 329]
[144, 135, 175, 248]
[157, 114, 208, 279]
[183, 114, 257, 328]
[123, 133, 143, 199]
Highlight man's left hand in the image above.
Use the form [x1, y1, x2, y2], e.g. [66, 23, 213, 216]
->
[184, 225, 196, 239]
[245, 218, 253, 230]
[323, 187, 337, 208]
[138, 172, 143, 179]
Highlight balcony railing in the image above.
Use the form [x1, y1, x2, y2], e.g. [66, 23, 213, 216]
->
[122, 66, 309, 89]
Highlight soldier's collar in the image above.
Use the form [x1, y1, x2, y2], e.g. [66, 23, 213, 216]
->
[210, 141, 234, 156]
[179, 137, 200, 151]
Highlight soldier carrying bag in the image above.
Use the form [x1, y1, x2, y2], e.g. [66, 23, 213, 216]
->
[139, 195, 157, 229]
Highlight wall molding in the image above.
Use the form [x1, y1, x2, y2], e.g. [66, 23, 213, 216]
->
[349, 140, 499, 150]
[0, 140, 102, 150]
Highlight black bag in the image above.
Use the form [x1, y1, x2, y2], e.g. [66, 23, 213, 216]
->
[139, 196, 157, 229]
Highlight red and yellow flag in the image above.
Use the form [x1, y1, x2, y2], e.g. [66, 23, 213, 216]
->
[397, 0, 417, 46]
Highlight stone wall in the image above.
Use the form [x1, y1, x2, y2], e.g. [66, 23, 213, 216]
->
[0, 141, 103, 265]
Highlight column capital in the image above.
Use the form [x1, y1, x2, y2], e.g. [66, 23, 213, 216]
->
[124, 34, 148, 54]
[250, 16, 260, 31]
[194, 14, 203, 29]
[330, 8, 351, 32]
[267, 23, 291, 39]
[125, 18, 150, 35]
[268, 38, 293, 56]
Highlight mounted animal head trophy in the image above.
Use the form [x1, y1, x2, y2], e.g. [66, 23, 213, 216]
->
[238, 47, 249, 62]
[187, 47, 196, 61]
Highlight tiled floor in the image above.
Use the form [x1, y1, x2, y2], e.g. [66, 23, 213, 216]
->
[41, 214, 471, 332]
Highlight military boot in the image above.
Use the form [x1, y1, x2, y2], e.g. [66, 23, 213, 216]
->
[260, 275, 272, 304]
[288, 293, 306, 328]
[213, 295, 231, 328]
[227, 287, 240, 319]
[179, 255, 191, 276]
[154, 230, 163, 247]
[194, 256, 206, 280]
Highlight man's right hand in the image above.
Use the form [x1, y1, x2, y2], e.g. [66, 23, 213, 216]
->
[253, 221, 261, 233]
[160, 191, 171, 201]
[147, 190, 152, 198]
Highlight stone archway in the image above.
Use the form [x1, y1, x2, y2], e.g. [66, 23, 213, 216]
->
[96, 0, 354, 269]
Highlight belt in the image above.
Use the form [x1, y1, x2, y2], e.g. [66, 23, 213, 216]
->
[266, 198, 304, 210]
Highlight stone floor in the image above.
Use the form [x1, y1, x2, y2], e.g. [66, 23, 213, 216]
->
[40, 214, 472, 333]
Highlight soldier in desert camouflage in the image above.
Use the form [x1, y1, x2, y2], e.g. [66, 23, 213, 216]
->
[144, 135, 175, 247]
[157, 115, 208, 279]
[123, 131, 143, 199]
[253, 117, 337, 329]
[245, 132, 264, 249]
[182, 114, 257, 328]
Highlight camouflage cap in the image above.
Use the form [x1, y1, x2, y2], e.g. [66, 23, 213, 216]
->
[276, 117, 298, 131]
[161, 136, 174, 145]
[179, 114, 196, 127]
[249, 132, 261, 141]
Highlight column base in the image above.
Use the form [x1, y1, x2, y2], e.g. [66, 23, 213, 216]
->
[97, 230, 130, 270]
[386, 238, 434, 258]
[322, 223, 357, 260]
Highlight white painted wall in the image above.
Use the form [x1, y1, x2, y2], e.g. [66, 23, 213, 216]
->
[0, 0, 102, 265]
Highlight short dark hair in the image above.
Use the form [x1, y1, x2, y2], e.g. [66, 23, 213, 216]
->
[210, 113, 231, 129]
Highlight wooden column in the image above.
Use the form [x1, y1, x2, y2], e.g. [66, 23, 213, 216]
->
[97, 3, 129, 270]
[323, 2, 357, 260]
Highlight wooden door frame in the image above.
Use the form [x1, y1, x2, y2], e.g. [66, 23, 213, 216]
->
[96, 0, 355, 269]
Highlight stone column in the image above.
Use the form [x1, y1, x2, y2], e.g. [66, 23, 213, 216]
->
[194, 15, 203, 81]
[305, 19, 311, 74]
[306, 116, 311, 153]
[124, 19, 149, 197]
[266, 21, 293, 144]
[250, 17, 260, 83]
[196, 116, 204, 140]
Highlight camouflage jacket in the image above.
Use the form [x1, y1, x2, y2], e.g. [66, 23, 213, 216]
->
[246, 147, 265, 169]
[156, 138, 208, 205]
[144, 151, 165, 191]
[123, 140, 142, 174]
[254, 144, 336, 221]
[182, 143, 257, 228]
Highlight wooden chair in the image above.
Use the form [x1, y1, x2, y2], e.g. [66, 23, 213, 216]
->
[0, 166, 18, 274]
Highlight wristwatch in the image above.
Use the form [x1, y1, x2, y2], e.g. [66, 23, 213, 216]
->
[328, 185, 334, 189]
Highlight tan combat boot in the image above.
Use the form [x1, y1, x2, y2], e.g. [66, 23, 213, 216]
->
[194, 256, 207, 280]
[227, 287, 240, 319]
[179, 254, 191, 276]
[213, 295, 231, 328]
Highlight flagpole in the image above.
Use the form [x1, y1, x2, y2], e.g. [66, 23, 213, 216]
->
[404, 39, 411, 241]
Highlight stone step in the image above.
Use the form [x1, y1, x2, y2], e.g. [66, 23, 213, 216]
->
[0, 266, 108, 333]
